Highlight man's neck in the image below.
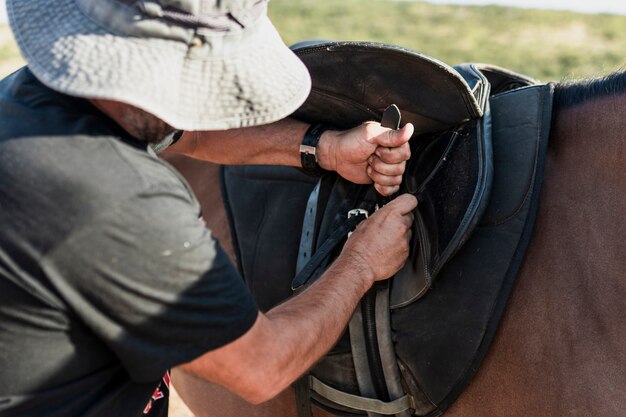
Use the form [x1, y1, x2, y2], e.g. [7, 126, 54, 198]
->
[89, 98, 176, 143]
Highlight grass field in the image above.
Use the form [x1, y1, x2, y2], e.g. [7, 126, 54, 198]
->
[267, 0, 626, 81]
[1, 0, 625, 81]
[0, 22, 22, 77]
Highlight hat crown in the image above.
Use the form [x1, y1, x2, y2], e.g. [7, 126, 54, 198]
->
[136, 0, 266, 17]
[159, 0, 200, 15]
[131, 0, 266, 30]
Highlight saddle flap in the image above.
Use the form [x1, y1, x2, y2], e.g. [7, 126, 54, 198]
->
[221, 165, 318, 311]
[291, 41, 485, 135]
[390, 104, 493, 308]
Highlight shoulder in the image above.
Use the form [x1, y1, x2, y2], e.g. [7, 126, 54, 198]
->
[0, 132, 201, 261]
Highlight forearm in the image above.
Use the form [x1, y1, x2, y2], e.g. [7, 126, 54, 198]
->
[166, 118, 336, 169]
[177, 194, 414, 403]
[259, 253, 374, 392]
[164, 117, 413, 195]
[178, 252, 374, 403]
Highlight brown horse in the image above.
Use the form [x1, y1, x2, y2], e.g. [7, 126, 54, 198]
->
[164, 71, 626, 417]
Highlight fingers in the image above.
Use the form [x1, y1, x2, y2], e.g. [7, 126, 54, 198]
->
[368, 155, 406, 176]
[374, 184, 400, 196]
[371, 127, 410, 190]
[368, 171, 401, 196]
[372, 123, 414, 148]
[367, 169, 405, 195]
[342, 193, 416, 282]
[375, 142, 411, 164]
[367, 166, 402, 186]
[367, 155, 405, 195]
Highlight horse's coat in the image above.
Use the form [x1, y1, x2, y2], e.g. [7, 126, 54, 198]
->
[444, 89, 626, 417]
[164, 76, 626, 417]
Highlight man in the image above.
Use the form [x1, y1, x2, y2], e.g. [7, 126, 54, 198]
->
[0, 0, 416, 416]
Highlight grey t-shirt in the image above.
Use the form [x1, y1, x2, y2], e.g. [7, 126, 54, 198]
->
[0, 68, 259, 416]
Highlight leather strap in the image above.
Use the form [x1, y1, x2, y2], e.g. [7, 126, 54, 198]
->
[300, 124, 329, 176]
[375, 285, 412, 417]
[309, 376, 412, 415]
[294, 377, 314, 417]
[376, 104, 402, 207]
[350, 273, 411, 417]
[296, 180, 322, 275]
[349, 302, 380, 416]
[291, 212, 366, 290]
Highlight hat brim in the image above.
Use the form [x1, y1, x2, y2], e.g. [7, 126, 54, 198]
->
[7, 0, 311, 131]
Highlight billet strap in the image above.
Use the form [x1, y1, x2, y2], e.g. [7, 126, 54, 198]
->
[349, 301, 381, 417]
[309, 376, 412, 415]
[375, 286, 412, 417]
[291, 212, 367, 290]
[350, 284, 411, 417]
[296, 181, 322, 275]
[294, 376, 314, 417]
[292, 178, 318, 416]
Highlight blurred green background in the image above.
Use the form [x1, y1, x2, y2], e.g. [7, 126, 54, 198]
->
[1, 0, 625, 81]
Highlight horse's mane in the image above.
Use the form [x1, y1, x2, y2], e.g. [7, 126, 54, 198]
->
[554, 69, 626, 108]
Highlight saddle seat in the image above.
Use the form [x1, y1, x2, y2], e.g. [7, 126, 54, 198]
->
[222, 41, 553, 416]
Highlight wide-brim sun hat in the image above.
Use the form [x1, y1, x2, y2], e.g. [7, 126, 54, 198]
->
[7, 0, 312, 131]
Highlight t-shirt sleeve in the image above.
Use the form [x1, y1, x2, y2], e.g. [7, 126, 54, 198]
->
[149, 130, 183, 154]
[41, 187, 259, 382]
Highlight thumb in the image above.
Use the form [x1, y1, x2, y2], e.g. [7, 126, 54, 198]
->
[385, 193, 418, 215]
[373, 123, 414, 148]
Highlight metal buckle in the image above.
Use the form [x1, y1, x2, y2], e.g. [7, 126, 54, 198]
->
[347, 209, 369, 238]
[347, 208, 369, 219]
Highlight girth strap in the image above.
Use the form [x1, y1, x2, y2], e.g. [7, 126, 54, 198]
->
[291, 211, 367, 290]
[349, 298, 382, 417]
[309, 376, 412, 415]
[294, 377, 314, 417]
[349, 282, 413, 417]
[375, 285, 412, 417]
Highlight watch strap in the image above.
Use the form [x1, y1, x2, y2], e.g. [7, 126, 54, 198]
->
[300, 123, 329, 176]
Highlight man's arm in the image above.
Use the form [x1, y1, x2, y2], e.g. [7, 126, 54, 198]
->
[165, 118, 413, 196]
[175, 194, 417, 404]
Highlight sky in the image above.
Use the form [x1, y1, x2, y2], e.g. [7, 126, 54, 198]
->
[2, 0, 626, 24]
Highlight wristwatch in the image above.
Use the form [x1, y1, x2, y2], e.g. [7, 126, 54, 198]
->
[300, 123, 329, 176]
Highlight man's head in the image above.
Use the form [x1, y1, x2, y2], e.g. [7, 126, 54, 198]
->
[7, 0, 312, 132]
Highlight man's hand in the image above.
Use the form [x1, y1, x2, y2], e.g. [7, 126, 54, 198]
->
[341, 194, 417, 282]
[318, 122, 413, 196]
[178, 193, 417, 404]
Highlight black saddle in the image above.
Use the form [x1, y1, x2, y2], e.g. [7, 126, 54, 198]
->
[222, 41, 553, 416]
